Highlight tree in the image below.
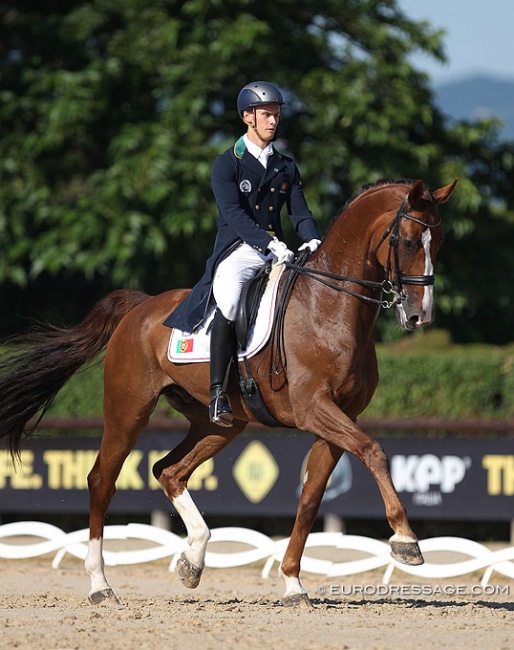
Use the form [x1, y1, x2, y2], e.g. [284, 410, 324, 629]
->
[1, 0, 513, 342]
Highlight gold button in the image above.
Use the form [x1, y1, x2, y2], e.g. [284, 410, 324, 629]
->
[270, 187, 276, 192]
[268, 206, 274, 211]
[255, 205, 260, 210]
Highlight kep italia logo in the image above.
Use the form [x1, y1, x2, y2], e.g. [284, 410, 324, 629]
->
[232, 441, 279, 503]
[391, 454, 471, 506]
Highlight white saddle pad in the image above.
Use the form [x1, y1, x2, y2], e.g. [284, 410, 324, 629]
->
[168, 264, 285, 364]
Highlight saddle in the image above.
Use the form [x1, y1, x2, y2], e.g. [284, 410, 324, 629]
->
[232, 261, 285, 428]
[233, 253, 309, 429]
[235, 261, 272, 351]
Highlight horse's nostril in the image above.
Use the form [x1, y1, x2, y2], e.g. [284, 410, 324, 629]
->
[409, 315, 420, 327]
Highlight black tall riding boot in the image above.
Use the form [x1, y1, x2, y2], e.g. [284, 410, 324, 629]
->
[209, 309, 236, 427]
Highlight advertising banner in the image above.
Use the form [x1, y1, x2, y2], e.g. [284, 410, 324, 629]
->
[1, 432, 513, 520]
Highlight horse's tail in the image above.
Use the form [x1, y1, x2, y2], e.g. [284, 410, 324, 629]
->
[0, 289, 150, 460]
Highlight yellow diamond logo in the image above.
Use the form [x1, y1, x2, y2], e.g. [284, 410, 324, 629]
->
[233, 440, 279, 503]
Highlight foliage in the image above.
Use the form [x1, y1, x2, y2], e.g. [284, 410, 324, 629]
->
[1, 1, 514, 342]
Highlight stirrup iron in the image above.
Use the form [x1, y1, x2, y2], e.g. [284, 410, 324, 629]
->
[209, 386, 233, 427]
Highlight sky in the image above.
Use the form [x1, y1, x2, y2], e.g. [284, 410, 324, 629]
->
[397, 0, 514, 84]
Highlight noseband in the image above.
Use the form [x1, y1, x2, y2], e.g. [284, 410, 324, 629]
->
[285, 191, 441, 309]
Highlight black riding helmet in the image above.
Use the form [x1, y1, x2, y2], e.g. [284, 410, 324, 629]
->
[237, 81, 285, 116]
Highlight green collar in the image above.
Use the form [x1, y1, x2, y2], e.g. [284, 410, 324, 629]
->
[233, 136, 281, 160]
[233, 136, 246, 159]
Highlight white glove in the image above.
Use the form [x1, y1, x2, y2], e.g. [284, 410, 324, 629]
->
[268, 238, 294, 265]
[298, 238, 321, 253]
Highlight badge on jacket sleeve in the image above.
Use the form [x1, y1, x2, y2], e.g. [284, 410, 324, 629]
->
[239, 179, 252, 193]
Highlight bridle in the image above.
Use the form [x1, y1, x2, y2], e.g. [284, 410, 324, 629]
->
[269, 190, 440, 380]
[285, 191, 441, 310]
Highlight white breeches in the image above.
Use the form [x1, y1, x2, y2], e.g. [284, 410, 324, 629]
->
[212, 242, 272, 321]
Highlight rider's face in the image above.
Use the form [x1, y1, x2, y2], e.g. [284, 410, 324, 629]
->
[244, 104, 281, 142]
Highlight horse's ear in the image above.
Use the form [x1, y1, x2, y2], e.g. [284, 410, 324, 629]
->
[432, 178, 458, 204]
[407, 179, 425, 207]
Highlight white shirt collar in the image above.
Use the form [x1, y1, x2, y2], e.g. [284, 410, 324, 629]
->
[243, 134, 273, 168]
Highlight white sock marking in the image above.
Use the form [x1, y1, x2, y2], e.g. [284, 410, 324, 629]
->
[172, 490, 211, 568]
[85, 538, 111, 595]
[280, 568, 308, 596]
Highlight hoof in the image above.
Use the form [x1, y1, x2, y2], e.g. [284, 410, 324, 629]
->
[176, 553, 203, 589]
[390, 540, 424, 566]
[88, 588, 120, 605]
[280, 592, 313, 609]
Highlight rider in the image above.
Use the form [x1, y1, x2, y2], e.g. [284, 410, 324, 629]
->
[164, 81, 321, 427]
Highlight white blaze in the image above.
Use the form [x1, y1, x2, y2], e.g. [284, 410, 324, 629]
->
[421, 228, 434, 323]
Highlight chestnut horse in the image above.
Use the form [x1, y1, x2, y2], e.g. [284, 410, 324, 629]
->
[0, 178, 456, 607]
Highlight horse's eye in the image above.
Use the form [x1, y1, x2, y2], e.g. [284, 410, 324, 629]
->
[402, 238, 417, 252]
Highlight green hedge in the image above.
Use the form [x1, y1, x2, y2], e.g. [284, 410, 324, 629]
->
[46, 362, 105, 418]
[40, 331, 514, 420]
[365, 345, 514, 418]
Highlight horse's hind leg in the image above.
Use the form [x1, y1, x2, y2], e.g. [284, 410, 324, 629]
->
[280, 437, 342, 607]
[85, 341, 160, 604]
[152, 412, 245, 589]
[85, 411, 153, 604]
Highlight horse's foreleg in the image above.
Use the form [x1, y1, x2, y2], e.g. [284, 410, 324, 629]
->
[152, 422, 244, 589]
[295, 400, 423, 572]
[280, 437, 342, 608]
[334, 419, 422, 560]
[360, 441, 424, 565]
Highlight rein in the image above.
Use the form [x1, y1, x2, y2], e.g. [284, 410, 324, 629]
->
[285, 191, 441, 310]
[257, 250, 310, 384]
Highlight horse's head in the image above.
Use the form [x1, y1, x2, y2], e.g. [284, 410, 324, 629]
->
[374, 179, 458, 331]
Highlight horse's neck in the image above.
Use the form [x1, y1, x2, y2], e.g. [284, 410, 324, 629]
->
[306, 197, 392, 334]
[323, 198, 390, 282]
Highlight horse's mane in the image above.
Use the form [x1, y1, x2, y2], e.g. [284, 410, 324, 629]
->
[341, 178, 416, 213]
[357, 178, 418, 199]
[331, 178, 431, 224]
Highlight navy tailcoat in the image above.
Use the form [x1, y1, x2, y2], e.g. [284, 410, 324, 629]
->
[164, 136, 320, 333]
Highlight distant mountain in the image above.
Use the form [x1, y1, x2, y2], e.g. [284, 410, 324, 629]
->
[433, 75, 514, 141]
